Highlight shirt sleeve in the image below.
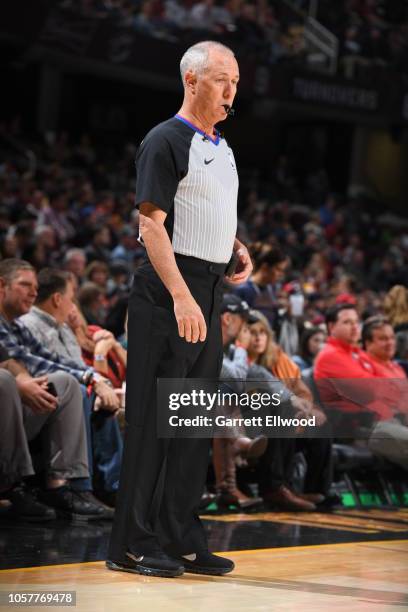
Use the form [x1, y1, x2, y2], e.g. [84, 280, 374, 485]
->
[0, 322, 87, 382]
[135, 131, 181, 214]
[221, 346, 249, 384]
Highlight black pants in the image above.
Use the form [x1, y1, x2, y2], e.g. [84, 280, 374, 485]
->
[108, 255, 226, 563]
[257, 436, 333, 496]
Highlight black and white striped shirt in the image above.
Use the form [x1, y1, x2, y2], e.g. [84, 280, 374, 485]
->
[135, 114, 238, 264]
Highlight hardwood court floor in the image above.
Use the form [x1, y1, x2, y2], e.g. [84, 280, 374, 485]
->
[1, 540, 408, 611]
[1, 509, 408, 610]
[2, 508, 408, 570]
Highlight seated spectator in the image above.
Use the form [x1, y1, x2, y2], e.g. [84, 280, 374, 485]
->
[214, 294, 267, 510]
[66, 303, 97, 356]
[247, 310, 331, 511]
[363, 316, 407, 381]
[82, 325, 127, 389]
[63, 248, 87, 285]
[84, 225, 112, 264]
[188, 0, 222, 32]
[234, 242, 289, 326]
[164, 0, 189, 28]
[110, 225, 140, 265]
[37, 189, 76, 245]
[0, 259, 121, 512]
[0, 345, 103, 521]
[106, 260, 130, 298]
[384, 285, 408, 361]
[77, 281, 107, 326]
[362, 316, 408, 466]
[273, 284, 305, 356]
[314, 304, 408, 470]
[292, 326, 326, 371]
[85, 260, 110, 292]
[21, 240, 49, 271]
[19, 267, 124, 503]
[133, 0, 175, 36]
[248, 310, 311, 401]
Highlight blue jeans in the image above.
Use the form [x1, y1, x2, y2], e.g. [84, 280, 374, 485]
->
[71, 388, 123, 493]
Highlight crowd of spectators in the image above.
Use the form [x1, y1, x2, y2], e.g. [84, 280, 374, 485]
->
[58, 0, 307, 65]
[314, 0, 408, 77]
[56, 0, 408, 75]
[1, 123, 407, 519]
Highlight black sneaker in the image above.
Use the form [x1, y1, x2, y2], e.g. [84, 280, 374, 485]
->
[179, 551, 234, 576]
[106, 551, 184, 578]
[94, 490, 116, 508]
[76, 492, 115, 520]
[7, 484, 56, 523]
[39, 486, 112, 522]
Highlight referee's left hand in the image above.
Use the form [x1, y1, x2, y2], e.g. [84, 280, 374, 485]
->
[227, 246, 253, 285]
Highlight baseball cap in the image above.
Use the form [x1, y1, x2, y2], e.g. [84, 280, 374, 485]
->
[221, 294, 257, 322]
[335, 292, 357, 305]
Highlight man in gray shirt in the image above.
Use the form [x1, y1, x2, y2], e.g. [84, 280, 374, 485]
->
[18, 267, 123, 506]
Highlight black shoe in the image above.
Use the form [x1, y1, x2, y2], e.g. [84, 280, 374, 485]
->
[106, 551, 184, 578]
[317, 493, 342, 510]
[7, 484, 56, 522]
[76, 491, 115, 520]
[39, 486, 112, 522]
[94, 490, 116, 508]
[179, 551, 234, 576]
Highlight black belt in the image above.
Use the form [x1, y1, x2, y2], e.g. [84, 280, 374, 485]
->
[174, 254, 227, 276]
[139, 253, 227, 277]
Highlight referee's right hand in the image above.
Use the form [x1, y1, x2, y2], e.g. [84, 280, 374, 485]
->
[173, 294, 207, 343]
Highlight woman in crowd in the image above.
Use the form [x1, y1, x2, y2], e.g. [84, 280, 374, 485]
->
[292, 326, 326, 372]
[246, 310, 332, 511]
[384, 285, 408, 361]
[248, 310, 312, 401]
[67, 305, 127, 390]
[85, 260, 110, 292]
[77, 282, 108, 327]
[234, 242, 289, 326]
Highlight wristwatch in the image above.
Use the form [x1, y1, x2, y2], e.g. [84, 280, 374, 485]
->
[81, 369, 94, 386]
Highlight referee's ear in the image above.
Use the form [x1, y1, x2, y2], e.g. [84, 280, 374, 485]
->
[184, 70, 197, 94]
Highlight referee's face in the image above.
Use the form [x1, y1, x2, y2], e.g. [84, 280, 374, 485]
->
[197, 51, 239, 123]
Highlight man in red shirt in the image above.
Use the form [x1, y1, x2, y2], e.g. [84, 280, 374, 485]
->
[363, 317, 407, 380]
[314, 305, 408, 469]
[362, 316, 408, 469]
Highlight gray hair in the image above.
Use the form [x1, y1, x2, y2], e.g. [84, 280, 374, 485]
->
[63, 248, 86, 263]
[180, 41, 235, 84]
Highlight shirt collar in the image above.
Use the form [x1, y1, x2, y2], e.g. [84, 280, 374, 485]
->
[327, 336, 361, 354]
[174, 114, 221, 145]
[30, 306, 60, 329]
[366, 353, 394, 369]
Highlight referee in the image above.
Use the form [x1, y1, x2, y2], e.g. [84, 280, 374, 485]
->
[107, 41, 252, 578]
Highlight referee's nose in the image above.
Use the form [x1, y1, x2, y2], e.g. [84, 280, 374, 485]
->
[223, 81, 235, 101]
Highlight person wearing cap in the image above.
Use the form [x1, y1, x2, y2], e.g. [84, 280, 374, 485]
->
[107, 41, 252, 578]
